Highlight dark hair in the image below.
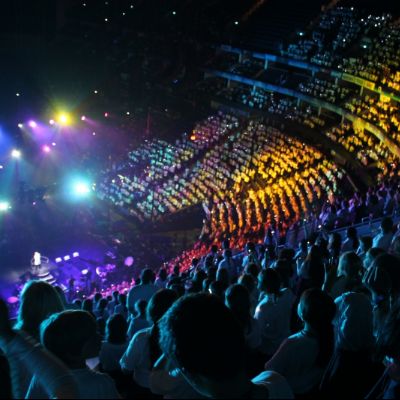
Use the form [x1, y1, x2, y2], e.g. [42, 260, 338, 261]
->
[273, 259, 292, 288]
[41, 311, 97, 365]
[329, 233, 342, 258]
[225, 284, 251, 333]
[158, 268, 168, 281]
[134, 299, 147, 316]
[209, 280, 225, 298]
[299, 289, 336, 367]
[82, 299, 93, 314]
[347, 227, 359, 251]
[238, 274, 256, 294]
[147, 289, 178, 367]
[94, 293, 102, 304]
[98, 298, 108, 311]
[359, 236, 373, 251]
[106, 314, 127, 345]
[159, 294, 245, 381]
[245, 263, 259, 280]
[258, 268, 281, 300]
[141, 269, 156, 285]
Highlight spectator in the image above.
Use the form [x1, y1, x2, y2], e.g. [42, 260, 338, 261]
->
[127, 300, 150, 340]
[114, 294, 128, 319]
[95, 299, 110, 321]
[225, 284, 261, 350]
[100, 314, 128, 373]
[155, 268, 168, 290]
[27, 310, 120, 398]
[357, 236, 373, 261]
[159, 293, 293, 398]
[341, 227, 359, 253]
[127, 269, 158, 314]
[120, 289, 178, 395]
[14, 281, 64, 398]
[372, 217, 394, 252]
[107, 291, 120, 315]
[217, 250, 238, 283]
[265, 289, 336, 395]
[255, 269, 293, 357]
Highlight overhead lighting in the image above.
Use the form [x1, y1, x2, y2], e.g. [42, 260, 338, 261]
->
[11, 149, 21, 159]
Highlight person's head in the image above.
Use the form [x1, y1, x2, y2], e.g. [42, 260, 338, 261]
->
[73, 299, 82, 309]
[364, 247, 385, 270]
[94, 293, 102, 305]
[147, 289, 178, 325]
[204, 255, 214, 269]
[112, 291, 119, 301]
[298, 289, 336, 367]
[105, 314, 128, 345]
[244, 263, 259, 280]
[246, 242, 256, 254]
[159, 294, 246, 397]
[279, 248, 295, 262]
[134, 299, 148, 317]
[141, 268, 156, 285]
[338, 252, 362, 280]
[222, 239, 230, 250]
[257, 268, 281, 297]
[41, 310, 101, 369]
[272, 259, 292, 288]
[223, 249, 232, 259]
[97, 298, 108, 311]
[328, 233, 342, 257]
[359, 236, 373, 254]
[225, 284, 251, 330]
[16, 281, 64, 338]
[209, 280, 225, 298]
[158, 268, 168, 281]
[211, 245, 219, 254]
[82, 299, 93, 314]
[173, 265, 180, 276]
[238, 274, 255, 294]
[381, 217, 393, 234]
[118, 293, 127, 307]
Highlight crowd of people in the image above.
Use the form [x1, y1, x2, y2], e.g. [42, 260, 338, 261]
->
[2, 211, 400, 398]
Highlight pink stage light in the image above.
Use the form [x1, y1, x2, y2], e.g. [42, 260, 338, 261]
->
[49, 119, 55, 125]
[42, 145, 51, 153]
[104, 112, 109, 118]
[81, 115, 86, 121]
[29, 121, 37, 128]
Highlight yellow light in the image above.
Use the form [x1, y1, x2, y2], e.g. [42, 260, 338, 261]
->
[58, 113, 71, 125]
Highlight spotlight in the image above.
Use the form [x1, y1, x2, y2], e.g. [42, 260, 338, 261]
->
[73, 252, 80, 258]
[16, 93, 20, 97]
[64, 255, 71, 261]
[73, 181, 91, 196]
[18, 123, 23, 128]
[42, 145, 51, 153]
[0, 201, 10, 212]
[104, 112, 109, 118]
[55, 257, 62, 263]
[11, 149, 21, 159]
[52, 142, 57, 146]
[49, 119, 55, 125]
[29, 121, 37, 128]
[81, 115, 86, 121]
[94, 90, 98, 94]
[58, 113, 70, 125]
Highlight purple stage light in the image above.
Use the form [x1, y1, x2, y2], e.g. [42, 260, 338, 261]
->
[73, 252, 79, 258]
[29, 121, 37, 128]
[49, 119, 55, 125]
[64, 255, 71, 261]
[52, 142, 57, 147]
[42, 145, 51, 153]
[81, 115, 86, 121]
[81, 269, 89, 275]
[55, 257, 62, 263]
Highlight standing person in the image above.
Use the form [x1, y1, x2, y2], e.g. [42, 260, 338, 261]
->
[120, 289, 178, 396]
[217, 250, 239, 283]
[127, 300, 150, 340]
[155, 268, 168, 290]
[127, 269, 158, 315]
[265, 289, 336, 396]
[13, 281, 65, 398]
[341, 227, 359, 253]
[158, 293, 293, 398]
[372, 217, 394, 252]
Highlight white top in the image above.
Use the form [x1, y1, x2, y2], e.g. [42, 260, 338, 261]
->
[120, 327, 151, 388]
[372, 232, 394, 252]
[99, 341, 128, 372]
[127, 284, 158, 312]
[127, 316, 151, 340]
[254, 289, 294, 355]
[27, 368, 120, 399]
[265, 331, 323, 394]
[217, 258, 238, 281]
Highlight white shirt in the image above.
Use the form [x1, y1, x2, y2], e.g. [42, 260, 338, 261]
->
[120, 327, 151, 388]
[99, 341, 128, 372]
[127, 284, 158, 312]
[265, 331, 323, 395]
[254, 289, 294, 355]
[372, 232, 393, 252]
[217, 258, 238, 281]
[27, 368, 119, 399]
[127, 316, 151, 340]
